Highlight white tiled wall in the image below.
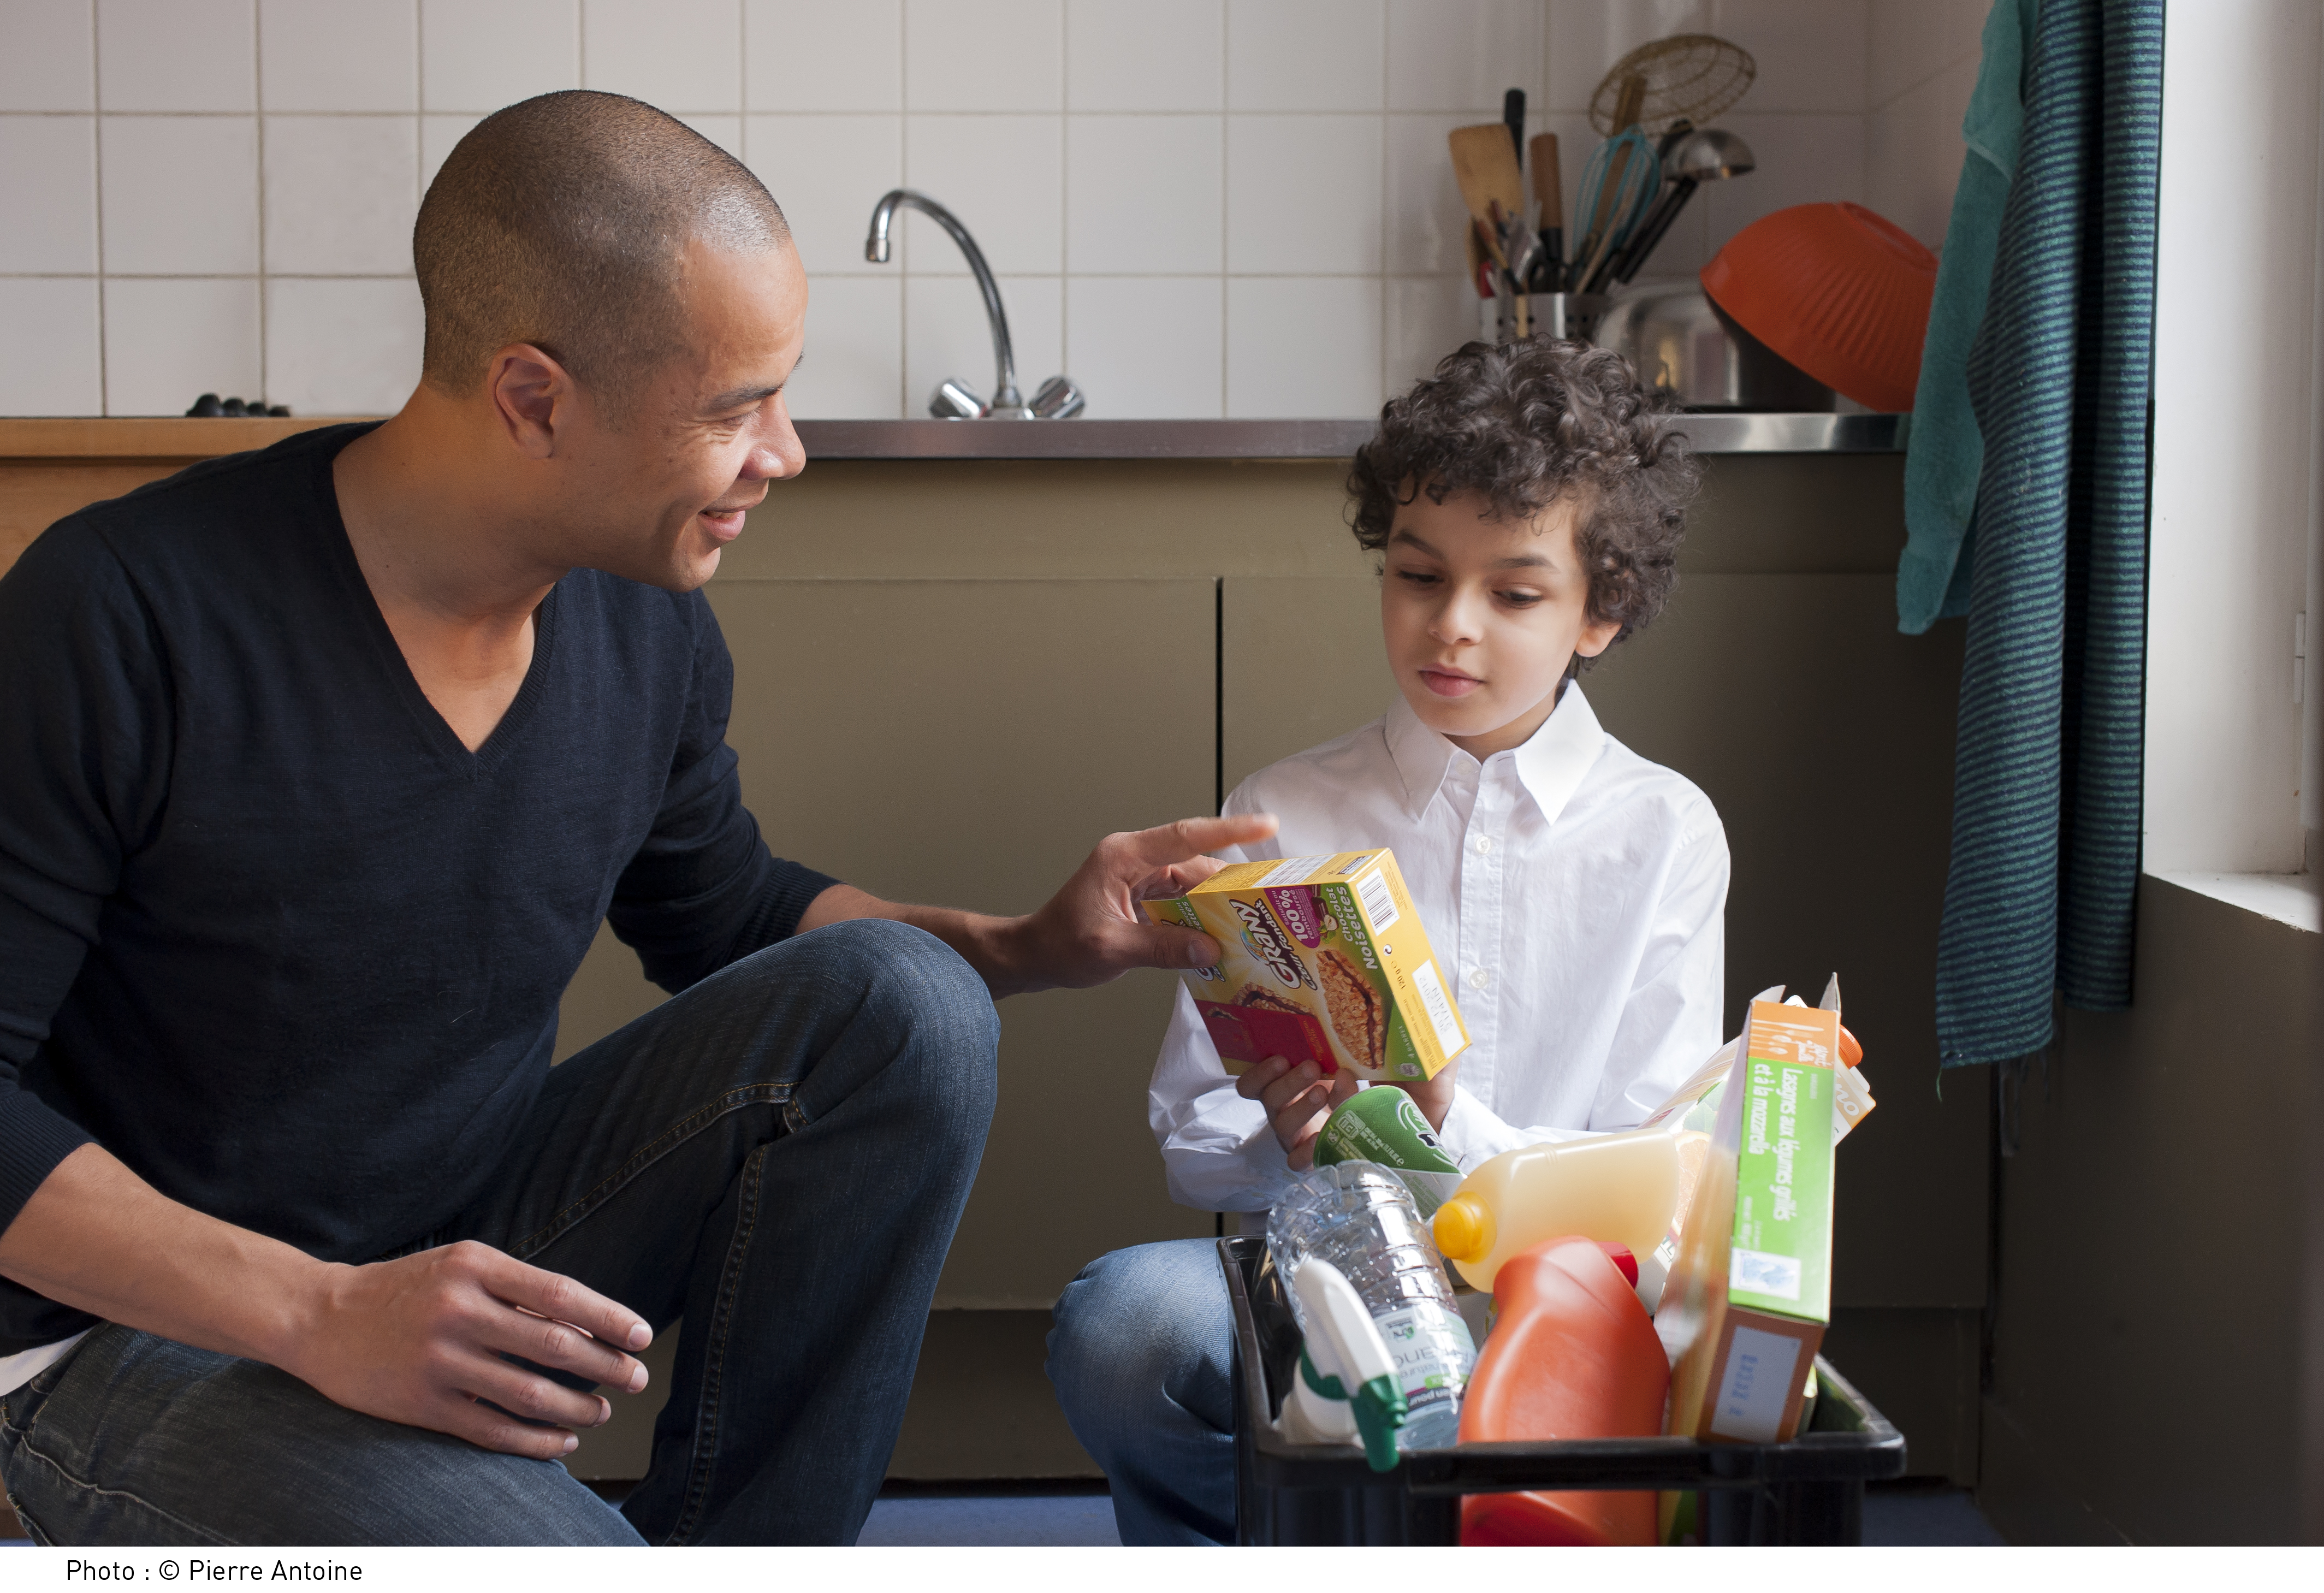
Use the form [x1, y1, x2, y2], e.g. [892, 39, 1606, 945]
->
[0, 0, 1984, 418]
[1864, 0, 1988, 248]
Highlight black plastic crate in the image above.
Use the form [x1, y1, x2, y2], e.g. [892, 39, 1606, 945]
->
[1223, 1235, 1906, 1545]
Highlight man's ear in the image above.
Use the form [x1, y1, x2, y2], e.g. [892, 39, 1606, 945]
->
[485, 344, 574, 460]
[1574, 615, 1623, 659]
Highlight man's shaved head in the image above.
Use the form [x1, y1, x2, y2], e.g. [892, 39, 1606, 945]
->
[414, 91, 790, 400]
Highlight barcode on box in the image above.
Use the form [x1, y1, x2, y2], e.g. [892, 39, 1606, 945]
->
[1256, 855, 1331, 889]
[1729, 1247, 1803, 1301]
[1409, 960, 1466, 1057]
[1354, 869, 1400, 936]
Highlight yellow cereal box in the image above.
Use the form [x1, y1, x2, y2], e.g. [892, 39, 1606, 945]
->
[1144, 850, 1470, 1082]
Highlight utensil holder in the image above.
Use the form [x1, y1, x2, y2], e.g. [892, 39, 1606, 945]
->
[1478, 292, 1612, 348]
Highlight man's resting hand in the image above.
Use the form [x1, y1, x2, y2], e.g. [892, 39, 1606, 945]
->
[286, 1241, 651, 1461]
[0, 1144, 651, 1461]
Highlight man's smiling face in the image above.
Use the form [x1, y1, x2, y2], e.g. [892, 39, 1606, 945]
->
[550, 238, 810, 592]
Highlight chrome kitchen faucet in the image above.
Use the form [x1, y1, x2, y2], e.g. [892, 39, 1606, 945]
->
[864, 189, 1084, 420]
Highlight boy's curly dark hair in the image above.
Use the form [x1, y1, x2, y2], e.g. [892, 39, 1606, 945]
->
[1348, 339, 1700, 672]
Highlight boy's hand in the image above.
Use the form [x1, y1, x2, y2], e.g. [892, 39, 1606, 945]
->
[1238, 1056, 1359, 1170]
[1389, 1058, 1461, 1133]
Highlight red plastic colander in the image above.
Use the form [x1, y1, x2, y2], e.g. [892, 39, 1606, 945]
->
[1699, 202, 1937, 413]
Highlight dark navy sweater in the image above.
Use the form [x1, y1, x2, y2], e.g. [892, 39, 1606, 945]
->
[0, 424, 835, 1350]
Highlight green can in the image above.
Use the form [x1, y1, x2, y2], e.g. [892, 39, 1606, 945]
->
[1314, 1087, 1463, 1217]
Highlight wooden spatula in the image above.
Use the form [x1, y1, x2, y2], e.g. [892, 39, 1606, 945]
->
[1449, 123, 1526, 238]
[1529, 132, 1563, 285]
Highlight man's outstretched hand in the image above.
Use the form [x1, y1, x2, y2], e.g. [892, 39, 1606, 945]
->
[794, 812, 1278, 998]
[989, 813, 1277, 997]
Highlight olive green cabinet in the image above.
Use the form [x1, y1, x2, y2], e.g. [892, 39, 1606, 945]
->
[555, 577, 1222, 1308]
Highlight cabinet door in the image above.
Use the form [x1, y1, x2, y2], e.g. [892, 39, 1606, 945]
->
[1220, 576, 1394, 795]
[556, 578, 1219, 1307]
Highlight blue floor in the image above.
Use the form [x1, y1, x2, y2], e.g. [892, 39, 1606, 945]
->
[853, 1484, 2005, 1546]
[3, 1484, 2003, 1547]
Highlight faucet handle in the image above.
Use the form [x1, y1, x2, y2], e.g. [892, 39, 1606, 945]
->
[1030, 375, 1086, 419]
[928, 377, 986, 419]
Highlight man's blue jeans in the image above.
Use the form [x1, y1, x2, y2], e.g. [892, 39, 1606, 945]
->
[1046, 1237, 1236, 1545]
[0, 920, 998, 1546]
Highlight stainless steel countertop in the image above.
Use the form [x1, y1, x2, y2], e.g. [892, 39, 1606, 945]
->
[792, 413, 1902, 460]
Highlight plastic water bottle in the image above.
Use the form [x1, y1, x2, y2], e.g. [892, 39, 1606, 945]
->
[1267, 1162, 1477, 1450]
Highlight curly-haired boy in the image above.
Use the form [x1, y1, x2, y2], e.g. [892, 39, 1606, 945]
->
[1045, 339, 1731, 1545]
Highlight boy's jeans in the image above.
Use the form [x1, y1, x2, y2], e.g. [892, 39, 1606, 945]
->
[0, 919, 999, 1546]
[1046, 1237, 1238, 1545]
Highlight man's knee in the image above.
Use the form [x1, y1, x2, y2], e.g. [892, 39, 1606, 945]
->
[779, 918, 998, 1138]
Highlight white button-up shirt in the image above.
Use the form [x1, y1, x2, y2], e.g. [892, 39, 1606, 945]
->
[1148, 685, 1729, 1213]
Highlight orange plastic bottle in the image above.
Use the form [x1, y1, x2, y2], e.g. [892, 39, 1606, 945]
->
[1456, 1237, 1670, 1547]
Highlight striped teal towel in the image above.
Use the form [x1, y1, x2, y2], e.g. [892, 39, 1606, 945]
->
[1935, 0, 2160, 1069]
[1897, 0, 2038, 635]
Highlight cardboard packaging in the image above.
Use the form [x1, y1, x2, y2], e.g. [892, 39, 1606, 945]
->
[1145, 850, 1470, 1082]
[1655, 998, 1841, 1448]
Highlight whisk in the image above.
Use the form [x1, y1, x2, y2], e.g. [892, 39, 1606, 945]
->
[1569, 126, 1661, 292]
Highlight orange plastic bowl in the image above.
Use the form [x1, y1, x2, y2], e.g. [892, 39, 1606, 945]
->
[1699, 202, 1937, 413]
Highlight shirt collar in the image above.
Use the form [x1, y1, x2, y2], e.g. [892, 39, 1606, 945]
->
[1383, 684, 1610, 827]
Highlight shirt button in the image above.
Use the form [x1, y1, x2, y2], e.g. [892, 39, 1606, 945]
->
[1474, 835, 1493, 855]
[1468, 967, 1491, 991]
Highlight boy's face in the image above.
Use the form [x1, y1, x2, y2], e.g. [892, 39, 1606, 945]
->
[1379, 485, 1622, 759]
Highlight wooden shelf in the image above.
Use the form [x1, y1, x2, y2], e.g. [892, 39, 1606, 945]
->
[0, 416, 375, 460]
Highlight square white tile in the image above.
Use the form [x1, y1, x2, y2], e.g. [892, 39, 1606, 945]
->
[1384, 112, 1479, 277]
[681, 115, 744, 159]
[420, 0, 579, 112]
[259, 0, 417, 112]
[100, 115, 260, 275]
[263, 116, 417, 275]
[744, 114, 903, 276]
[1065, 0, 1223, 112]
[103, 276, 262, 414]
[903, 0, 1062, 112]
[265, 276, 422, 413]
[1225, 115, 1382, 274]
[0, 116, 100, 273]
[1064, 275, 1221, 417]
[1386, 0, 1542, 113]
[1385, 273, 1475, 394]
[1, 0, 97, 112]
[1711, 0, 1867, 115]
[98, 0, 255, 111]
[903, 273, 1060, 413]
[1701, 113, 1865, 258]
[1226, 0, 1383, 112]
[584, 0, 741, 112]
[420, 112, 483, 190]
[1864, 56, 1973, 249]
[1065, 115, 1222, 274]
[1225, 274, 1380, 416]
[1544, 0, 1711, 114]
[744, 0, 901, 112]
[902, 115, 1062, 274]
[787, 273, 902, 418]
[1869, 0, 1987, 107]
[0, 277, 103, 414]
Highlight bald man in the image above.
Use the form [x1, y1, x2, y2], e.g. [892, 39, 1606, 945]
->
[0, 92, 1270, 1547]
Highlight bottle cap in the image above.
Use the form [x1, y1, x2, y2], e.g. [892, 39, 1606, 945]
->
[1432, 1193, 1493, 1263]
[1839, 1025, 1864, 1067]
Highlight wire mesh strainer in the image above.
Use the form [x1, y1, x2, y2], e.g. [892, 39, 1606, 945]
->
[1587, 34, 1757, 136]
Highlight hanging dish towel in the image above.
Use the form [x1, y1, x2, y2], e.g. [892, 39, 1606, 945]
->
[1896, 0, 2040, 634]
[1934, 0, 2161, 1068]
